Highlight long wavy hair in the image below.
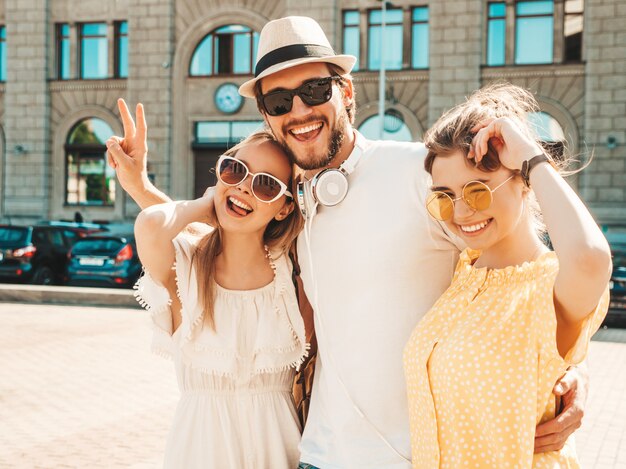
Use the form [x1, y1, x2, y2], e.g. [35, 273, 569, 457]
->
[192, 129, 303, 330]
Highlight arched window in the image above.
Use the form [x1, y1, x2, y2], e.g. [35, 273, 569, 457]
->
[65, 118, 116, 206]
[190, 25, 259, 76]
[528, 111, 566, 158]
[358, 110, 413, 141]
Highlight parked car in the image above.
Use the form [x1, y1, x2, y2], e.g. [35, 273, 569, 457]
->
[37, 220, 108, 237]
[606, 231, 626, 325]
[67, 234, 142, 288]
[0, 224, 86, 285]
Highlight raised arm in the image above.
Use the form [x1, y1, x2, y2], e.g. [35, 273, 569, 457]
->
[107, 99, 172, 209]
[471, 117, 612, 333]
[530, 160, 611, 323]
[135, 189, 215, 285]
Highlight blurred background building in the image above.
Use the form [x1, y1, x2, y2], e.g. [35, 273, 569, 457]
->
[0, 0, 623, 225]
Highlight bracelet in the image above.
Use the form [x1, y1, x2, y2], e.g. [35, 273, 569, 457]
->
[520, 154, 552, 188]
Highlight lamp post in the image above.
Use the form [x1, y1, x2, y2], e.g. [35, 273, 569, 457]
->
[378, 0, 387, 139]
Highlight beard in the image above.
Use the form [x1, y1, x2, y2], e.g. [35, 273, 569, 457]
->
[275, 108, 349, 171]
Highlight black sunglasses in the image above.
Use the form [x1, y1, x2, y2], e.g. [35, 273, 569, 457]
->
[260, 76, 342, 117]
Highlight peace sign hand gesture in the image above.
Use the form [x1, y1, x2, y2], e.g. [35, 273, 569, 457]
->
[106, 98, 149, 196]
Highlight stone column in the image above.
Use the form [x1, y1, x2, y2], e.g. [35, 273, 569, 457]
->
[427, 0, 482, 126]
[3, 0, 50, 221]
[125, 0, 174, 216]
[582, 0, 626, 223]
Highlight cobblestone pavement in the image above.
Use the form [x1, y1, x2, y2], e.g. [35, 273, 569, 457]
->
[0, 303, 625, 468]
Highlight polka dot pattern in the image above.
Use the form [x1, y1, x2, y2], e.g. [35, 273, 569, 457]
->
[403, 248, 609, 468]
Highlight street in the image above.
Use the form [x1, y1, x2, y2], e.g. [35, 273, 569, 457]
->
[0, 302, 625, 468]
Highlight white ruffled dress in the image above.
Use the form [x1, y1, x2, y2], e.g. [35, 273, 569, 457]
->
[134, 233, 308, 469]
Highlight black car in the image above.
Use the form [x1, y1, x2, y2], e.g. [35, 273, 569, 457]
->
[0, 224, 86, 285]
[67, 235, 142, 288]
[607, 231, 626, 324]
[38, 220, 108, 237]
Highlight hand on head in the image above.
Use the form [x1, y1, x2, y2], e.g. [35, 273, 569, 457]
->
[467, 117, 545, 172]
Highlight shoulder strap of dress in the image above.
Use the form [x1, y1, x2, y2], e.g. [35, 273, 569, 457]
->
[287, 241, 316, 353]
[288, 242, 301, 303]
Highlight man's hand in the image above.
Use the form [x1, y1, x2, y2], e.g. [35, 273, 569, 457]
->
[107, 98, 150, 195]
[534, 365, 589, 453]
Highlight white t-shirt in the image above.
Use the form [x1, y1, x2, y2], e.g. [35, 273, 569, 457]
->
[298, 133, 462, 469]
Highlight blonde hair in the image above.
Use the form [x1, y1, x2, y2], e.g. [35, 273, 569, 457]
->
[423, 83, 573, 236]
[192, 129, 303, 330]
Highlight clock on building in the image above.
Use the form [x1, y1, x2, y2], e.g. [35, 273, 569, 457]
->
[214, 82, 243, 114]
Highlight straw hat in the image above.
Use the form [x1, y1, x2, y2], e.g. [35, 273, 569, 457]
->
[239, 16, 357, 98]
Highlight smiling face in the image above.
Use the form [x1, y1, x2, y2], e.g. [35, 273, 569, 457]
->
[214, 140, 294, 236]
[430, 150, 530, 253]
[259, 62, 354, 171]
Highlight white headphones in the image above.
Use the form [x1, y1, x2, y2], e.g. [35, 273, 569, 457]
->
[296, 138, 363, 219]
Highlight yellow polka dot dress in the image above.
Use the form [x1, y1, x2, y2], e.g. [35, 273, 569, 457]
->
[403, 249, 609, 468]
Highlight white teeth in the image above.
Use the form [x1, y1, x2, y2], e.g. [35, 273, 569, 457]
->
[460, 220, 490, 233]
[291, 123, 323, 135]
[229, 196, 252, 212]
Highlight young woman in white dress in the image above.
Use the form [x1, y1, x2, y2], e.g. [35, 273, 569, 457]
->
[108, 105, 308, 468]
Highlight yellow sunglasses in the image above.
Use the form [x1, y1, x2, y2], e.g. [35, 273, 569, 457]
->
[426, 175, 515, 221]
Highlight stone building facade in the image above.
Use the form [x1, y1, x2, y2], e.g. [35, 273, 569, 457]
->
[0, 0, 623, 225]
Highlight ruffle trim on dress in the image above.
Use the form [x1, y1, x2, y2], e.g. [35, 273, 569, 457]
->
[133, 269, 174, 358]
[177, 343, 310, 379]
[171, 237, 309, 378]
[171, 239, 206, 349]
[455, 248, 558, 285]
[265, 249, 309, 371]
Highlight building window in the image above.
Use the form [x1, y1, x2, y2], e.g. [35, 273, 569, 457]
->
[411, 7, 429, 69]
[80, 23, 108, 79]
[368, 8, 404, 71]
[57, 24, 70, 80]
[564, 0, 583, 62]
[528, 111, 566, 158]
[343, 7, 429, 71]
[190, 25, 259, 76]
[343, 11, 360, 71]
[195, 121, 264, 146]
[0, 26, 6, 82]
[515, 1, 554, 64]
[487, 2, 506, 66]
[115, 21, 128, 78]
[486, 1, 581, 66]
[358, 110, 413, 141]
[65, 118, 116, 206]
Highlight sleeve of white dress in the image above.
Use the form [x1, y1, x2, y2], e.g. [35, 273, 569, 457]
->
[133, 230, 205, 358]
[134, 267, 175, 358]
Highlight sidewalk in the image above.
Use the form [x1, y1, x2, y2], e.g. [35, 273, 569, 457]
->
[0, 302, 625, 468]
[0, 303, 176, 469]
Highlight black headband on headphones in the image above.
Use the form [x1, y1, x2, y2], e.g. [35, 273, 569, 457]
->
[254, 44, 336, 76]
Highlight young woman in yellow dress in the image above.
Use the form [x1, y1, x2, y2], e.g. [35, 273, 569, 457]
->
[403, 84, 611, 468]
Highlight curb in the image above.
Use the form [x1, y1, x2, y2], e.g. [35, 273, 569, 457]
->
[0, 283, 141, 308]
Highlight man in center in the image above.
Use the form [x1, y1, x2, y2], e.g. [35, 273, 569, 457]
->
[109, 15, 590, 469]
